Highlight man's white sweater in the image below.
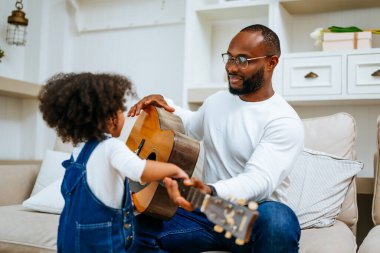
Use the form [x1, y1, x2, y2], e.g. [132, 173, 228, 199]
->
[170, 91, 304, 203]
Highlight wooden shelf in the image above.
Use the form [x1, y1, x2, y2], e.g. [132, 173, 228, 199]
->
[281, 0, 380, 15]
[0, 76, 41, 99]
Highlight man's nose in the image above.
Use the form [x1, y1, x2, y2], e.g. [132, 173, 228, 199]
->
[225, 60, 239, 73]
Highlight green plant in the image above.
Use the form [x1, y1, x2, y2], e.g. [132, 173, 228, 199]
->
[0, 48, 4, 62]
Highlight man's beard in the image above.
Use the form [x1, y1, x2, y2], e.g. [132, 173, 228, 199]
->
[228, 67, 264, 95]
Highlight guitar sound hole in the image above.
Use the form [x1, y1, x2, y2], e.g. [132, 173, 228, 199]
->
[147, 152, 157, 161]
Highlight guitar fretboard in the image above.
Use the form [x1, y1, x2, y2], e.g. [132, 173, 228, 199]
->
[174, 179, 259, 245]
[178, 180, 206, 209]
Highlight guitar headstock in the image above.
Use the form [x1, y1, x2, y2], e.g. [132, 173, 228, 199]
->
[200, 195, 259, 245]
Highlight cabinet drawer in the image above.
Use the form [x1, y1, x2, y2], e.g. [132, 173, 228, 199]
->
[283, 56, 342, 96]
[347, 54, 380, 94]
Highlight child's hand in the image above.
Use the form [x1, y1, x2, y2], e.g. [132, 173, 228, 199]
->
[171, 166, 189, 180]
[141, 161, 188, 183]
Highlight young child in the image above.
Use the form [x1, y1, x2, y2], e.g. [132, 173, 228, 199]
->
[38, 72, 188, 253]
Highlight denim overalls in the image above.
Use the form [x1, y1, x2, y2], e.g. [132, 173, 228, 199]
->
[57, 139, 136, 253]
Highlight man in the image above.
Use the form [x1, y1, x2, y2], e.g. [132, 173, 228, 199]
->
[128, 24, 304, 253]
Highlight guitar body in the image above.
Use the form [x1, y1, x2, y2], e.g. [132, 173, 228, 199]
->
[126, 105, 200, 220]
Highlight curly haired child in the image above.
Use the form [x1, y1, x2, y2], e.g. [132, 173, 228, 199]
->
[38, 72, 188, 253]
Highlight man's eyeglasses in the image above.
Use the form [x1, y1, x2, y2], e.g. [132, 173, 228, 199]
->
[221, 53, 271, 69]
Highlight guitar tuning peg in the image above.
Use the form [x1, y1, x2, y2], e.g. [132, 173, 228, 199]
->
[248, 201, 258, 211]
[213, 225, 224, 233]
[224, 231, 232, 239]
[235, 238, 245, 246]
[236, 198, 247, 206]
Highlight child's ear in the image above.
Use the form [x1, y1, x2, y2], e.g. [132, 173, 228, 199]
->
[106, 117, 116, 133]
[112, 117, 118, 130]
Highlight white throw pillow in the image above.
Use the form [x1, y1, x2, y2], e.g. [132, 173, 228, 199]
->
[23, 178, 64, 214]
[285, 148, 363, 229]
[31, 150, 70, 196]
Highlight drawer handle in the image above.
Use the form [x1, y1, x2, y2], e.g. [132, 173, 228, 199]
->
[304, 72, 318, 79]
[371, 70, 380, 77]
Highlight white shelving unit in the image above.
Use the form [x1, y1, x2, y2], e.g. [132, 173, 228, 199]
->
[68, 0, 185, 32]
[183, 0, 380, 178]
[0, 76, 41, 98]
[183, 0, 271, 99]
[282, 49, 380, 102]
[0, 76, 42, 160]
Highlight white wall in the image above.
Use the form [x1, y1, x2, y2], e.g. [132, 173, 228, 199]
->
[69, 24, 185, 104]
[65, 0, 186, 105]
[1, 0, 185, 100]
[0, 0, 186, 159]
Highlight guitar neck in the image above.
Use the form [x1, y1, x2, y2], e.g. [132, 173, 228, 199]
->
[176, 179, 259, 245]
[177, 180, 208, 210]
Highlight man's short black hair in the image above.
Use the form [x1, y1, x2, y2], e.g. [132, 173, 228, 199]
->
[241, 24, 281, 57]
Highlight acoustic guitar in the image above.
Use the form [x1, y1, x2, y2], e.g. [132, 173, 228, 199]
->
[126, 105, 258, 244]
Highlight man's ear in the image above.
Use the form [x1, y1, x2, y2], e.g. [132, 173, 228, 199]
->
[266, 55, 279, 71]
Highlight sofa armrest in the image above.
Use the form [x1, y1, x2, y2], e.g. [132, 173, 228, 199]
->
[372, 115, 380, 225]
[0, 160, 41, 206]
[373, 150, 380, 224]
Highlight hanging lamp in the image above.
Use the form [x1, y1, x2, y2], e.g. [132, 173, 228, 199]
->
[6, 0, 29, 46]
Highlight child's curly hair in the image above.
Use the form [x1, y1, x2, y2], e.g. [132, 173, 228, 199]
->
[38, 72, 136, 145]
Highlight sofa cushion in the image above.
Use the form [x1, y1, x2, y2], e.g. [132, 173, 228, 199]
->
[286, 149, 363, 229]
[23, 179, 64, 214]
[300, 220, 357, 253]
[302, 112, 356, 160]
[301, 112, 358, 232]
[0, 205, 58, 252]
[30, 150, 70, 197]
[358, 225, 380, 253]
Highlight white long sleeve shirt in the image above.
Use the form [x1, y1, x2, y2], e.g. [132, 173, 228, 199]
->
[72, 137, 146, 209]
[169, 91, 304, 203]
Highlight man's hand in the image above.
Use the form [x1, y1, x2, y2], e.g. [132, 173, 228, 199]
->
[163, 177, 213, 211]
[127, 94, 175, 117]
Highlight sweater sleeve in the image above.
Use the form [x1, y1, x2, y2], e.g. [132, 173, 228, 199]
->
[212, 117, 304, 202]
[108, 138, 146, 183]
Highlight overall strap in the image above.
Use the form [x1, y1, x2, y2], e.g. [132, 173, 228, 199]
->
[75, 139, 100, 166]
[123, 179, 132, 209]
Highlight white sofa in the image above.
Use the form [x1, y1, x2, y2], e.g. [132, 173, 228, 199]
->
[357, 114, 380, 253]
[0, 112, 361, 252]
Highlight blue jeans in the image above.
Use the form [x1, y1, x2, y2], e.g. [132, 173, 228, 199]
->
[135, 201, 300, 253]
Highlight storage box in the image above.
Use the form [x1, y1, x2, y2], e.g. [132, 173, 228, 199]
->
[322, 31, 372, 51]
